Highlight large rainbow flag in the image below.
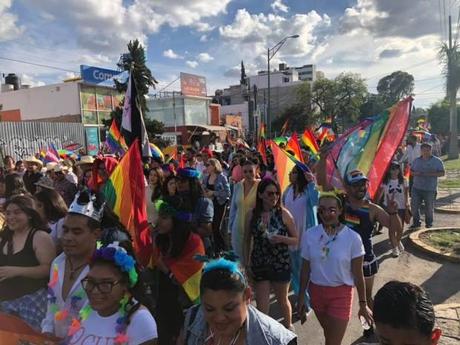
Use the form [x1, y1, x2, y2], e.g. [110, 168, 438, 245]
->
[106, 120, 128, 156]
[325, 97, 412, 200]
[102, 140, 151, 265]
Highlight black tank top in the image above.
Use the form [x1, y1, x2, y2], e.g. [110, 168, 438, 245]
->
[343, 201, 376, 262]
[0, 229, 48, 301]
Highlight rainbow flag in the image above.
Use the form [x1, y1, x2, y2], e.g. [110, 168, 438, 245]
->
[272, 143, 296, 193]
[301, 129, 320, 158]
[163, 233, 204, 303]
[286, 132, 304, 163]
[149, 142, 164, 161]
[102, 140, 151, 265]
[257, 138, 268, 165]
[325, 97, 412, 200]
[106, 120, 128, 156]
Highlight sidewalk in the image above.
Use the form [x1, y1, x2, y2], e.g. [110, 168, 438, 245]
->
[435, 304, 460, 345]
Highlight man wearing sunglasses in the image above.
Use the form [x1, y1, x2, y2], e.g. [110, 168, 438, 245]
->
[341, 170, 402, 338]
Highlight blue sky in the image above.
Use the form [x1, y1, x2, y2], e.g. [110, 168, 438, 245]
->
[0, 0, 452, 108]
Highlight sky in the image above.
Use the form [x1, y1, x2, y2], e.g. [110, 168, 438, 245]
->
[0, 0, 455, 109]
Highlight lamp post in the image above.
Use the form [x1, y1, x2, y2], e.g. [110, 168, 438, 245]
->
[267, 34, 299, 138]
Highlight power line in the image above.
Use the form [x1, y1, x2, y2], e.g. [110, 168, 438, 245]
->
[365, 58, 438, 82]
[0, 56, 78, 74]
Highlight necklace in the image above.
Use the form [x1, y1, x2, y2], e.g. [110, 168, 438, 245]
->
[320, 224, 340, 260]
[206, 323, 244, 345]
[67, 258, 87, 280]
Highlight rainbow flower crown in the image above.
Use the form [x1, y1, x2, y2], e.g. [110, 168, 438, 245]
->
[93, 243, 138, 287]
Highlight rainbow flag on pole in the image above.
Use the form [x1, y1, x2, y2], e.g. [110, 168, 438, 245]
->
[301, 129, 320, 159]
[272, 143, 296, 193]
[102, 140, 151, 265]
[106, 120, 128, 156]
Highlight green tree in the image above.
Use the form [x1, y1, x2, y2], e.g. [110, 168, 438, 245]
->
[428, 100, 460, 134]
[311, 73, 367, 131]
[272, 81, 317, 133]
[360, 93, 386, 118]
[376, 71, 414, 107]
[103, 39, 167, 146]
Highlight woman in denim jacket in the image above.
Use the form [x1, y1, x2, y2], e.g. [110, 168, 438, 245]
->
[202, 159, 231, 254]
[179, 258, 297, 345]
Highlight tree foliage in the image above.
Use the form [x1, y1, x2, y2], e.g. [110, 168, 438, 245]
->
[428, 100, 460, 134]
[376, 70, 414, 106]
[311, 73, 367, 130]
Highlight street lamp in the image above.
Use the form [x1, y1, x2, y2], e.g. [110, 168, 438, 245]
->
[267, 34, 299, 138]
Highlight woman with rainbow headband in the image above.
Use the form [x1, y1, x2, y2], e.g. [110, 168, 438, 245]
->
[297, 191, 372, 345]
[150, 196, 205, 345]
[68, 242, 158, 345]
[178, 257, 297, 345]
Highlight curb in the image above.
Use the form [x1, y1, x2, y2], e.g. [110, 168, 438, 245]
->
[434, 207, 460, 214]
[409, 228, 460, 263]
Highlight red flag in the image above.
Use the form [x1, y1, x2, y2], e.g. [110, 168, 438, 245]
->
[258, 138, 268, 165]
[286, 132, 304, 163]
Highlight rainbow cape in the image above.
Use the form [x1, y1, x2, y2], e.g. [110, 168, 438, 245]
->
[106, 120, 128, 156]
[325, 97, 412, 200]
[102, 140, 151, 265]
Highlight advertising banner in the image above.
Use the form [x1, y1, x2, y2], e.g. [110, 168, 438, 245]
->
[85, 127, 100, 155]
[80, 65, 126, 86]
[180, 72, 207, 97]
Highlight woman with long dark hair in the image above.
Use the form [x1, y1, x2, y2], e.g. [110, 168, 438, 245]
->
[146, 167, 164, 226]
[0, 195, 55, 330]
[243, 179, 298, 330]
[151, 196, 205, 345]
[34, 189, 68, 245]
[162, 175, 177, 197]
[68, 242, 158, 344]
[4, 173, 29, 200]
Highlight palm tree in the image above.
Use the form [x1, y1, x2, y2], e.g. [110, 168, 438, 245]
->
[439, 42, 460, 159]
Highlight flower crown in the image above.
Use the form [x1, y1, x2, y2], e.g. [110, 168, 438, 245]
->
[197, 253, 247, 286]
[92, 243, 138, 287]
[154, 199, 193, 222]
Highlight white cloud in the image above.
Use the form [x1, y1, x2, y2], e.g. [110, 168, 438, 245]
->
[20, 74, 45, 87]
[0, 0, 24, 41]
[271, 0, 289, 13]
[200, 35, 208, 42]
[27, 0, 233, 54]
[163, 49, 183, 59]
[186, 60, 198, 68]
[197, 52, 214, 63]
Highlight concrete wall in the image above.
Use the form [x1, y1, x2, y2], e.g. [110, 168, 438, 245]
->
[0, 82, 81, 121]
[221, 102, 249, 128]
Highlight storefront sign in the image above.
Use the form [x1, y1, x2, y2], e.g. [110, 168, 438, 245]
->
[180, 72, 207, 97]
[161, 133, 178, 146]
[80, 65, 124, 86]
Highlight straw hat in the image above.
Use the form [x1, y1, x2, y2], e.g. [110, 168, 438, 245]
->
[35, 176, 55, 190]
[24, 156, 44, 168]
[54, 164, 69, 173]
[45, 162, 58, 172]
[75, 155, 95, 166]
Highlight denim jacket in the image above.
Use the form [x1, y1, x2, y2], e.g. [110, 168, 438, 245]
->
[184, 304, 297, 345]
[202, 173, 231, 206]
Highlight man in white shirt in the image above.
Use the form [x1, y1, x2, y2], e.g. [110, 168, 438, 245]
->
[403, 135, 421, 194]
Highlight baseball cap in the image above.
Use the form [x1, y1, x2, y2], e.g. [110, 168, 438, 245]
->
[345, 169, 369, 185]
[421, 142, 432, 148]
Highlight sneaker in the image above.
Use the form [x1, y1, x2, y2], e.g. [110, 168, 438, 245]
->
[398, 241, 405, 252]
[392, 247, 400, 257]
[426, 224, 433, 228]
[409, 223, 421, 230]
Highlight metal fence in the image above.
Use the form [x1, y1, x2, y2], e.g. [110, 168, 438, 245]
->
[0, 122, 85, 161]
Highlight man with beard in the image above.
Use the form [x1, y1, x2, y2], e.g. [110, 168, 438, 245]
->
[41, 191, 102, 339]
[342, 170, 402, 338]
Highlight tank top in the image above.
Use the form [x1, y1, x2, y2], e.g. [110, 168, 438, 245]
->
[0, 229, 48, 301]
[343, 201, 375, 262]
[251, 209, 291, 272]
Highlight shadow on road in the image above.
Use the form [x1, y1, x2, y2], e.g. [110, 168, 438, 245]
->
[421, 263, 460, 305]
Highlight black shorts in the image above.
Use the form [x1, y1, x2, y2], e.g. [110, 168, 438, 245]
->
[363, 259, 379, 277]
[251, 266, 291, 283]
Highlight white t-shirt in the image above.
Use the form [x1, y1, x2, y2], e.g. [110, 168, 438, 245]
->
[382, 178, 407, 209]
[68, 308, 157, 345]
[49, 218, 65, 245]
[301, 224, 364, 287]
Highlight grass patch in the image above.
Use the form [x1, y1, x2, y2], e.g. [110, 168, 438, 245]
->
[439, 178, 460, 188]
[420, 229, 460, 255]
[441, 155, 460, 171]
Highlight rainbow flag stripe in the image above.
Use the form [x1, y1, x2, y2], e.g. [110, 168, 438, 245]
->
[149, 142, 164, 160]
[344, 214, 360, 226]
[106, 120, 128, 155]
[301, 129, 320, 157]
[272, 143, 296, 193]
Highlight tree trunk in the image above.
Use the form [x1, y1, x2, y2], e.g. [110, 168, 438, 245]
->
[448, 90, 459, 159]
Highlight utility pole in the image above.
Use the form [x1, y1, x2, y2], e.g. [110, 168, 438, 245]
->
[267, 48, 271, 138]
[448, 15, 459, 159]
